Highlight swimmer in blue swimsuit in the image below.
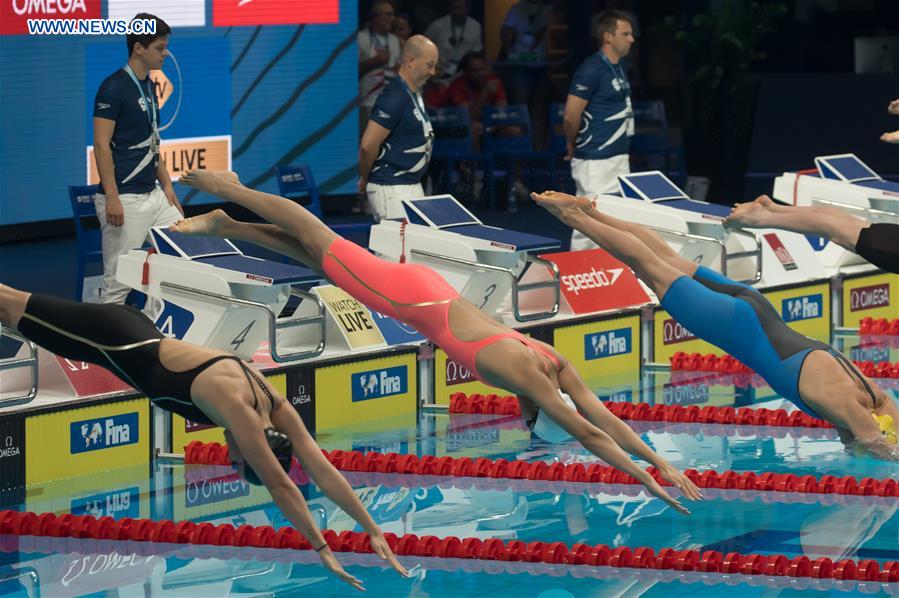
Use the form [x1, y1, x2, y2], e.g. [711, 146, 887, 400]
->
[532, 190, 899, 460]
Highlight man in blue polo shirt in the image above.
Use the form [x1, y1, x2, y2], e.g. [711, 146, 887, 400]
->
[358, 35, 438, 222]
[563, 10, 635, 250]
[93, 13, 183, 304]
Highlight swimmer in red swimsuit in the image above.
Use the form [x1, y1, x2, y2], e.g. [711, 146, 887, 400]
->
[174, 170, 702, 514]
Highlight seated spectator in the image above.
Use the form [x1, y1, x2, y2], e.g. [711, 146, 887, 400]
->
[448, 52, 512, 146]
[425, 0, 483, 80]
[358, 1, 401, 133]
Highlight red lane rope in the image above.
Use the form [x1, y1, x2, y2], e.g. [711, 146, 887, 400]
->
[669, 352, 899, 380]
[859, 318, 899, 336]
[183, 442, 898, 498]
[447, 391, 834, 429]
[1, 510, 896, 582]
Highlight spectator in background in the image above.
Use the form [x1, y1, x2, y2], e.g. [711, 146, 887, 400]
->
[358, 36, 438, 222]
[449, 52, 508, 147]
[425, 0, 483, 80]
[92, 13, 183, 304]
[392, 12, 413, 48]
[358, 1, 401, 134]
[498, 0, 552, 149]
[882, 99, 899, 143]
[563, 9, 635, 250]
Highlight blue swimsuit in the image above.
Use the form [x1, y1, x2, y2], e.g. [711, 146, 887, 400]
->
[661, 267, 876, 418]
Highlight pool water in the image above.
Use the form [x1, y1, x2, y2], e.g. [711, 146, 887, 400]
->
[1, 333, 897, 597]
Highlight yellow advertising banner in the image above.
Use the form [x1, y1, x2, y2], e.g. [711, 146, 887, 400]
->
[86, 135, 231, 184]
[315, 353, 417, 432]
[26, 398, 150, 486]
[842, 272, 898, 327]
[317, 285, 386, 350]
[762, 281, 831, 344]
[552, 314, 641, 389]
[653, 307, 722, 363]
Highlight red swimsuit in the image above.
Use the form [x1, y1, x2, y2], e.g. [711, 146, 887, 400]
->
[323, 239, 559, 382]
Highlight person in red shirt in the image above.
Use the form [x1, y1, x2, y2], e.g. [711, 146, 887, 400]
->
[448, 52, 508, 144]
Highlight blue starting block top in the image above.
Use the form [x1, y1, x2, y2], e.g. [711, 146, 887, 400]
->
[619, 171, 688, 202]
[150, 228, 318, 285]
[619, 172, 731, 218]
[815, 154, 879, 183]
[400, 195, 560, 251]
[856, 179, 899, 193]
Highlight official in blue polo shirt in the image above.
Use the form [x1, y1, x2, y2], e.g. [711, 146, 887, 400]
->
[358, 35, 438, 222]
[93, 13, 183, 304]
[563, 10, 635, 250]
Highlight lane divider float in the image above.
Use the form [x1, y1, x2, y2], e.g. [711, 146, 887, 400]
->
[1, 510, 895, 582]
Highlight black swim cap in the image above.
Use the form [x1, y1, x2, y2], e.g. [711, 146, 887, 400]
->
[241, 427, 293, 486]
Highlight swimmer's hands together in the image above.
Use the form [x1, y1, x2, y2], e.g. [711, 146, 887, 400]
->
[641, 473, 693, 516]
[370, 530, 409, 577]
[317, 545, 366, 592]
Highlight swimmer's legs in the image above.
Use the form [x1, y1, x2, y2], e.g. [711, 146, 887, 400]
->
[0, 284, 31, 328]
[725, 195, 868, 252]
[172, 209, 324, 276]
[179, 171, 339, 268]
[578, 202, 699, 277]
[531, 192, 686, 297]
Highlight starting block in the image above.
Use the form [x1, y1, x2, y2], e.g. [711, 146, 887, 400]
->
[115, 228, 327, 362]
[607, 171, 825, 288]
[772, 154, 899, 271]
[369, 195, 562, 322]
[0, 329, 38, 408]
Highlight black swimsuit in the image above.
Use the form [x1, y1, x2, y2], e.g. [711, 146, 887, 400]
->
[17, 293, 274, 424]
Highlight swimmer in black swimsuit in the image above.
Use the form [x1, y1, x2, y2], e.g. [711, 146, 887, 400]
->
[0, 285, 406, 591]
[530, 191, 899, 460]
[725, 195, 899, 274]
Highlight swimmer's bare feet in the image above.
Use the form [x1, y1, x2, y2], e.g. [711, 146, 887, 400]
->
[725, 195, 774, 228]
[180, 170, 241, 196]
[530, 190, 593, 221]
[881, 130, 899, 144]
[170, 209, 233, 237]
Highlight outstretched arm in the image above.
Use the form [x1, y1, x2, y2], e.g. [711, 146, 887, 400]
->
[271, 402, 408, 576]
[725, 195, 867, 251]
[557, 362, 702, 502]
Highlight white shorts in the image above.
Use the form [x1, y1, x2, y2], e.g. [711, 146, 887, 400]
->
[365, 182, 424, 222]
[94, 186, 182, 305]
[569, 155, 630, 251]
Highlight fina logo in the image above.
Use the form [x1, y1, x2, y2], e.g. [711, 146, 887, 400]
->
[70, 413, 139, 454]
[352, 366, 408, 402]
[71, 487, 140, 519]
[781, 294, 823, 323]
[584, 328, 632, 360]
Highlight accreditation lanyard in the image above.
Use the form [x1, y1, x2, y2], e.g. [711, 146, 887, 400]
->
[599, 52, 628, 98]
[401, 78, 433, 148]
[123, 64, 159, 152]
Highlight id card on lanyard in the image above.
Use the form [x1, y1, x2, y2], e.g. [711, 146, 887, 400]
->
[600, 53, 634, 137]
[123, 64, 160, 159]
[402, 79, 434, 160]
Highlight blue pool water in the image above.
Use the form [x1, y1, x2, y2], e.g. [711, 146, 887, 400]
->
[2, 334, 898, 597]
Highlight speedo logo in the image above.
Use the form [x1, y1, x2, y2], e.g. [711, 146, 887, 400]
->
[561, 267, 624, 296]
[70, 413, 138, 454]
[584, 328, 632, 360]
[849, 283, 889, 312]
[352, 366, 408, 402]
[781, 294, 823, 323]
